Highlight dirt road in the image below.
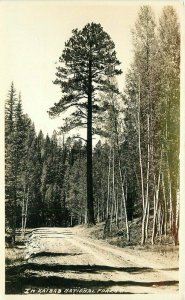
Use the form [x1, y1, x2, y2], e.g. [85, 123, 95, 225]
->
[6, 227, 179, 294]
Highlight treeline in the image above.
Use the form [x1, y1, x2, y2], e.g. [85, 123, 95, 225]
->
[5, 86, 87, 239]
[5, 6, 180, 246]
[98, 6, 180, 246]
[123, 6, 180, 245]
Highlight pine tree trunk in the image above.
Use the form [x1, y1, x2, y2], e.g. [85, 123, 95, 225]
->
[106, 145, 112, 219]
[86, 58, 95, 225]
[112, 147, 115, 225]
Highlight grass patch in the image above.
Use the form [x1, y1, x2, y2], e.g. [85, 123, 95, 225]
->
[78, 218, 179, 254]
[5, 247, 26, 266]
[5, 231, 28, 266]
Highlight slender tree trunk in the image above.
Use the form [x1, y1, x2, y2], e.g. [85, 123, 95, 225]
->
[113, 118, 130, 241]
[166, 155, 173, 232]
[141, 202, 148, 245]
[175, 202, 179, 246]
[138, 88, 145, 210]
[160, 207, 164, 242]
[110, 195, 114, 233]
[106, 145, 112, 219]
[151, 148, 163, 244]
[118, 162, 130, 242]
[158, 204, 162, 243]
[115, 186, 119, 228]
[171, 178, 178, 245]
[110, 96, 130, 241]
[21, 185, 26, 237]
[137, 83, 145, 239]
[112, 147, 115, 225]
[152, 185, 157, 245]
[86, 58, 95, 225]
[152, 190, 157, 245]
[141, 114, 150, 245]
[161, 172, 167, 238]
[165, 90, 178, 244]
[97, 198, 100, 223]
[120, 187, 123, 226]
[84, 208, 87, 224]
[145, 200, 150, 240]
[12, 182, 17, 245]
[23, 188, 29, 236]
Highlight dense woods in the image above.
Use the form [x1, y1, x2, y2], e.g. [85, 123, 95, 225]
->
[5, 6, 180, 246]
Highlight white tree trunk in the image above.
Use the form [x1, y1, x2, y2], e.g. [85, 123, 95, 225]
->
[106, 145, 112, 219]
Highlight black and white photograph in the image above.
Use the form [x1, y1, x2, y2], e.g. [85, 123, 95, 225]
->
[0, 0, 184, 297]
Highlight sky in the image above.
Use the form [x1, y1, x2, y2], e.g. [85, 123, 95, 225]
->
[0, 0, 182, 137]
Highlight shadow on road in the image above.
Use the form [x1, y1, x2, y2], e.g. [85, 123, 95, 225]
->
[5, 272, 178, 294]
[6, 260, 179, 294]
[6, 262, 154, 275]
[29, 252, 82, 258]
[160, 268, 179, 271]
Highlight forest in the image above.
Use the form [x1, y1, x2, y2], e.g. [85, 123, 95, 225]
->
[5, 6, 180, 247]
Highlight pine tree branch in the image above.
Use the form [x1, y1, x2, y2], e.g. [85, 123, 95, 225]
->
[72, 135, 87, 143]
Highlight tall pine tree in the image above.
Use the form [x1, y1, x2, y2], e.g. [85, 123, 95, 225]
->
[49, 23, 122, 225]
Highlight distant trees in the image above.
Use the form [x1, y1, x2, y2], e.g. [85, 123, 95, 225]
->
[48, 22, 122, 225]
[5, 88, 88, 239]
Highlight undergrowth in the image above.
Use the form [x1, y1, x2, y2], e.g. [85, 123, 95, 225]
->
[5, 247, 25, 266]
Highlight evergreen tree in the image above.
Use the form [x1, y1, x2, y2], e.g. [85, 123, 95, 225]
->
[20, 116, 37, 232]
[5, 83, 17, 241]
[14, 94, 27, 225]
[5, 85, 27, 242]
[48, 22, 122, 225]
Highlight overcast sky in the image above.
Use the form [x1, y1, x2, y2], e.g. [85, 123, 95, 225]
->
[0, 1, 181, 137]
